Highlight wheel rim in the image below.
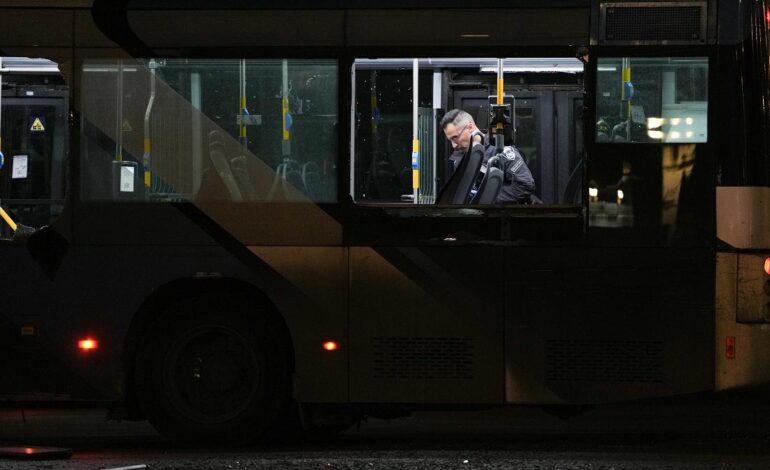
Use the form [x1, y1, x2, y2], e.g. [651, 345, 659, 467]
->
[163, 325, 261, 425]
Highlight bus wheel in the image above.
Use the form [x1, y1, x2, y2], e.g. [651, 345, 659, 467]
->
[134, 294, 291, 445]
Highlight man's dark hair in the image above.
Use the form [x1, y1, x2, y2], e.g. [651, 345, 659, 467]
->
[440, 109, 474, 130]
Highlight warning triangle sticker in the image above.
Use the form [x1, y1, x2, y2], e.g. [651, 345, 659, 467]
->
[30, 118, 45, 131]
[122, 118, 133, 132]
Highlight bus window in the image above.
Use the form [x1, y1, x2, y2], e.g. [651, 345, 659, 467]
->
[351, 57, 584, 205]
[0, 57, 68, 238]
[590, 56, 711, 240]
[80, 59, 338, 203]
[596, 57, 708, 144]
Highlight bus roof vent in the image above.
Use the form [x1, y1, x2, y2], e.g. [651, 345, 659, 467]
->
[599, 2, 707, 45]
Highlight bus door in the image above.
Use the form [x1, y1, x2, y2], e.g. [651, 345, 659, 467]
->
[347, 57, 584, 405]
[347, 59, 504, 405]
[517, 52, 716, 405]
[0, 66, 90, 400]
[0, 91, 67, 235]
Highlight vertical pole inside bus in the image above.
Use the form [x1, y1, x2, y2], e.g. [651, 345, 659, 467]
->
[239, 59, 247, 147]
[112, 59, 141, 200]
[116, 60, 123, 162]
[371, 70, 378, 150]
[621, 57, 633, 140]
[282, 59, 290, 159]
[143, 59, 157, 192]
[412, 58, 419, 204]
[495, 58, 504, 153]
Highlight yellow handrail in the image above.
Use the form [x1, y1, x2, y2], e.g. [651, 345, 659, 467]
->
[0, 206, 17, 232]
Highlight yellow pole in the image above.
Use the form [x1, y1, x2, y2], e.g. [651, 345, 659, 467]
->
[496, 59, 504, 135]
[282, 59, 290, 157]
[412, 138, 420, 190]
[412, 59, 419, 203]
[0, 206, 17, 232]
[622, 61, 632, 119]
[240, 59, 248, 146]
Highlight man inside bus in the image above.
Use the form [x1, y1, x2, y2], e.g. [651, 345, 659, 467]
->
[441, 109, 536, 204]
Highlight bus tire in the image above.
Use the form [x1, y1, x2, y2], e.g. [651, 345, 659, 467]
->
[134, 293, 291, 446]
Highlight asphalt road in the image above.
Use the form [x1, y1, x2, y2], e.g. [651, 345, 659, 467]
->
[1, 389, 770, 469]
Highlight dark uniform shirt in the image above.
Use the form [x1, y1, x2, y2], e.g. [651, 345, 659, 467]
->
[449, 144, 536, 204]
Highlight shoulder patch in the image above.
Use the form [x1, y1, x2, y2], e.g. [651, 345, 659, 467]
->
[502, 147, 518, 161]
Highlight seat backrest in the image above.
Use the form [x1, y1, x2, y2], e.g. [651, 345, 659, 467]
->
[473, 167, 504, 204]
[209, 141, 242, 201]
[230, 155, 259, 201]
[267, 158, 305, 201]
[302, 161, 322, 200]
[471, 156, 503, 205]
[198, 130, 242, 201]
[436, 139, 485, 204]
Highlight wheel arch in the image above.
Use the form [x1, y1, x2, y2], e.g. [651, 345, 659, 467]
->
[120, 276, 295, 420]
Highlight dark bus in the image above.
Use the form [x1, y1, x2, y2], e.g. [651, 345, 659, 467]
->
[0, 0, 768, 444]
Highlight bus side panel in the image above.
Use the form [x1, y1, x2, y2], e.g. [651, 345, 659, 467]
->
[248, 246, 348, 403]
[716, 252, 770, 389]
[506, 246, 714, 404]
[0, 243, 103, 400]
[349, 246, 504, 404]
[0, 240, 350, 403]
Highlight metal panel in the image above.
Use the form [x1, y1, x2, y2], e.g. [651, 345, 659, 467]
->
[506, 246, 713, 404]
[346, 9, 589, 47]
[349, 246, 504, 404]
[716, 187, 770, 250]
[0, 10, 74, 47]
[249, 246, 348, 403]
[126, 10, 345, 48]
[715, 252, 770, 390]
[75, 10, 118, 48]
[736, 253, 770, 323]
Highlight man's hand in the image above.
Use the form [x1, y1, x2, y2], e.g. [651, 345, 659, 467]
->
[472, 133, 483, 144]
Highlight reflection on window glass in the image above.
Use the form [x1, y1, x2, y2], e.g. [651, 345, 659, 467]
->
[596, 57, 708, 143]
[80, 59, 338, 202]
[353, 65, 434, 203]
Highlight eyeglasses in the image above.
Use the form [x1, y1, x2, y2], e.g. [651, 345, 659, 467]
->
[448, 124, 468, 144]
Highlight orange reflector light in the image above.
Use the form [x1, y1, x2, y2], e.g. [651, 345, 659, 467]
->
[726, 336, 736, 360]
[322, 341, 339, 351]
[764, 257, 770, 275]
[78, 338, 98, 351]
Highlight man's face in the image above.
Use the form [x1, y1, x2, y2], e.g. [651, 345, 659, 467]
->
[443, 122, 473, 151]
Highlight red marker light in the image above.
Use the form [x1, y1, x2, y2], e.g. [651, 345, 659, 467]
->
[78, 338, 98, 351]
[726, 336, 736, 359]
[24, 448, 34, 455]
[764, 257, 770, 275]
[322, 341, 339, 351]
